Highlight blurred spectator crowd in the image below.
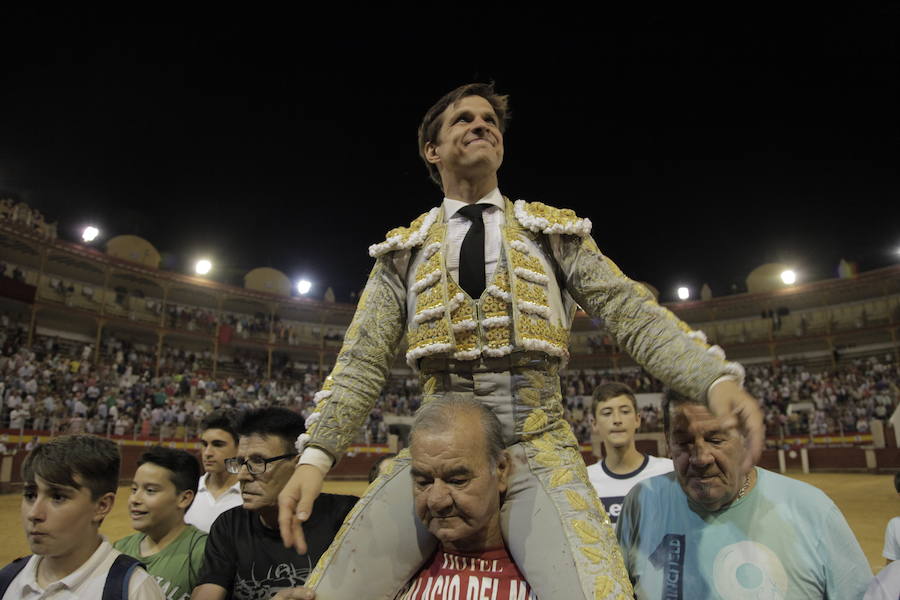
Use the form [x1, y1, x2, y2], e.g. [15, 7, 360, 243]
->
[2, 310, 897, 448]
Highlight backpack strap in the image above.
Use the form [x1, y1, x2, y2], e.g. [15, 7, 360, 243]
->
[102, 554, 145, 600]
[0, 556, 31, 598]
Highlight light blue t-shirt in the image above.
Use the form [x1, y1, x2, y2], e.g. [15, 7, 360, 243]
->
[617, 468, 872, 600]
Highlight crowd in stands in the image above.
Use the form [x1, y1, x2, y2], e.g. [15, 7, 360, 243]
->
[0, 316, 330, 446]
[745, 357, 899, 438]
[1, 309, 898, 448]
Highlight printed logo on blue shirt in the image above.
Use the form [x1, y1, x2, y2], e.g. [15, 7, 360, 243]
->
[650, 534, 686, 600]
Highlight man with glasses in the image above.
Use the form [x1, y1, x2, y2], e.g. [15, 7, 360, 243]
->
[191, 408, 357, 600]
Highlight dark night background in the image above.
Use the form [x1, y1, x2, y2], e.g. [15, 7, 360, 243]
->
[1, 7, 897, 302]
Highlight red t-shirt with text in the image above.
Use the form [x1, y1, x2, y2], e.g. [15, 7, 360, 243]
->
[396, 547, 537, 600]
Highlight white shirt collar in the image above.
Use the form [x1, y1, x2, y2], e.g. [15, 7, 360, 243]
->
[21, 536, 112, 594]
[197, 472, 241, 494]
[442, 188, 504, 221]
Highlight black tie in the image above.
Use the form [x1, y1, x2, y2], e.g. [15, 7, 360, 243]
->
[457, 204, 489, 299]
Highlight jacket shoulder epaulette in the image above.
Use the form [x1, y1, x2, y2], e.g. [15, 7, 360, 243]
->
[368, 207, 441, 258]
[512, 199, 592, 237]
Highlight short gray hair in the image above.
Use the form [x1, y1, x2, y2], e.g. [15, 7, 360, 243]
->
[410, 397, 505, 466]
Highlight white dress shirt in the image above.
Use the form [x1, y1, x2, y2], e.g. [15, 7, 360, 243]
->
[442, 187, 506, 288]
[184, 473, 243, 533]
[4, 537, 164, 600]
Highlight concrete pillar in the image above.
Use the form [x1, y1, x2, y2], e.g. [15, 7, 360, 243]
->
[0, 452, 14, 494]
[870, 419, 885, 449]
[864, 448, 877, 470]
[155, 331, 164, 377]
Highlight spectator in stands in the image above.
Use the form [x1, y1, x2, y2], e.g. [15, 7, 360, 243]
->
[191, 408, 356, 599]
[114, 446, 207, 599]
[617, 390, 872, 599]
[587, 382, 673, 530]
[0, 434, 164, 599]
[882, 472, 900, 565]
[185, 411, 243, 533]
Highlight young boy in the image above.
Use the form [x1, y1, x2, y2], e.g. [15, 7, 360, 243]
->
[1, 434, 164, 599]
[185, 411, 242, 533]
[587, 382, 673, 529]
[114, 446, 207, 600]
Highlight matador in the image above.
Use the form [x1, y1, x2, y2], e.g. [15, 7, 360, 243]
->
[276, 83, 763, 600]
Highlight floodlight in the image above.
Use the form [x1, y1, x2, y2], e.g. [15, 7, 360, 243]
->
[195, 259, 212, 275]
[297, 280, 312, 295]
[781, 270, 796, 285]
[82, 226, 99, 242]
[677, 287, 690, 301]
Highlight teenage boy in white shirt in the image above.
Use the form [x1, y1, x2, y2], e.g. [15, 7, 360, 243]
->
[0, 434, 164, 599]
[587, 382, 673, 530]
[185, 411, 242, 533]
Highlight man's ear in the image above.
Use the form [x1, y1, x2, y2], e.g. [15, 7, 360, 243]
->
[423, 141, 441, 165]
[93, 491, 116, 524]
[495, 450, 511, 495]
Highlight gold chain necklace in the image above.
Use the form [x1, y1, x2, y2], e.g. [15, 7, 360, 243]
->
[736, 473, 752, 500]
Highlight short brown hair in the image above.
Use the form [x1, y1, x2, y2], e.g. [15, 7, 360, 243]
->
[592, 382, 638, 416]
[22, 434, 120, 500]
[417, 82, 511, 187]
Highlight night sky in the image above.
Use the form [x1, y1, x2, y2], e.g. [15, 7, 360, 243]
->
[2, 8, 898, 303]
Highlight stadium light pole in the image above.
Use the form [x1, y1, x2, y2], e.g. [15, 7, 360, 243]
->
[195, 259, 212, 275]
[81, 225, 100, 243]
[296, 280, 312, 295]
[677, 286, 690, 301]
[781, 270, 796, 285]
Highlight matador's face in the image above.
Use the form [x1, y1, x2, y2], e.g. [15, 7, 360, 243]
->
[424, 95, 504, 182]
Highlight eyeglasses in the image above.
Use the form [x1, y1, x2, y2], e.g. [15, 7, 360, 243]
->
[224, 453, 297, 475]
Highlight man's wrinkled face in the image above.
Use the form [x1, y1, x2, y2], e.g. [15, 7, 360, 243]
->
[669, 404, 748, 512]
[410, 416, 509, 552]
[236, 434, 295, 512]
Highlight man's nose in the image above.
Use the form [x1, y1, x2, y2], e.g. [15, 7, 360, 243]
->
[690, 442, 714, 467]
[427, 481, 453, 512]
[236, 464, 255, 482]
[470, 116, 492, 134]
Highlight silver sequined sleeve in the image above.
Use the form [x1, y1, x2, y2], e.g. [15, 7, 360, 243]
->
[305, 256, 408, 461]
[551, 234, 744, 399]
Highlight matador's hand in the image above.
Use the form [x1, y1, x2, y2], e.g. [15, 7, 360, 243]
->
[278, 464, 324, 554]
[708, 379, 764, 472]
